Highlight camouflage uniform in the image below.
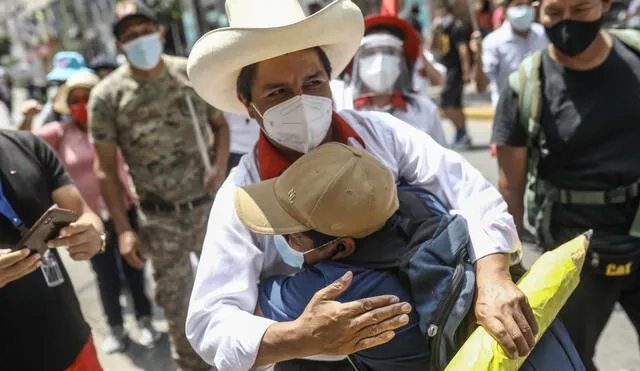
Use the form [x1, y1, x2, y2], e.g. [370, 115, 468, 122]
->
[89, 55, 214, 371]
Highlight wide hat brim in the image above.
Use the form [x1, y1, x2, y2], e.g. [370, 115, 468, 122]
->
[47, 67, 94, 82]
[235, 179, 310, 235]
[187, 0, 364, 114]
[343, 15, 421, 75]
[53, 72, 100, 114]
[365, 15, 421, 65]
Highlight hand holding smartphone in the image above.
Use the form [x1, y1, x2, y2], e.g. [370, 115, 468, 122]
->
[12, 205, 78, 254]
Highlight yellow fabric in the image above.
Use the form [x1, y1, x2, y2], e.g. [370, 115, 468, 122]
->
[445, 232, 591, 371]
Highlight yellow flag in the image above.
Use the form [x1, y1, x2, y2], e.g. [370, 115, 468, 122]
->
[445, 231, 591, 371]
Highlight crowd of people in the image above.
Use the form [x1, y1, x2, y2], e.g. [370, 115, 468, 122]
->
[0, 0, 639, 370]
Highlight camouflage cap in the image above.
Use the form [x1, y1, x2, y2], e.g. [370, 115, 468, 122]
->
[113, 0, 158, 38]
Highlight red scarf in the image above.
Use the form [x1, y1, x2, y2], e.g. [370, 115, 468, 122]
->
[256, 112, 365, 180]
[354, 92, 408, 112]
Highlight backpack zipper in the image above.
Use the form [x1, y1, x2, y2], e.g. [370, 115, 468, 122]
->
[428, 248, 468, 370]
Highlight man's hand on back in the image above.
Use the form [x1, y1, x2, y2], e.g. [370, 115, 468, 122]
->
[295, 271, 412, 356]
[255, 271, 413, 367]
[474, 254, 539, 359]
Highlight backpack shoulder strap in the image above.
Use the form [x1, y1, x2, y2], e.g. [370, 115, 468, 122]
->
[608, 28, 640, 51]
[508, 51, 543, 142]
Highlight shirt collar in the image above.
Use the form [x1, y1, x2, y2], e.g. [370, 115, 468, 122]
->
[502, 21, 532, 42]
[354, 93, 408, 112]
[256, 112, 365, 180]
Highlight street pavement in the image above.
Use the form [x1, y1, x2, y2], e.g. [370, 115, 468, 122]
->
[59, 117, 640, 370]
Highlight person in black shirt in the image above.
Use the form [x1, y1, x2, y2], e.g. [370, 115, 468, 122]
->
[431, 4, 472, 148]
[0, 130, 105, 370]
[492, 0, 640, 369]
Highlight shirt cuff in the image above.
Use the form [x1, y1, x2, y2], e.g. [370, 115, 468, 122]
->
[464, 216, 522, 264]
[214, 313, 275, 371]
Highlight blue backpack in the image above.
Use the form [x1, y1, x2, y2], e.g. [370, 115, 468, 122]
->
[397, 186, 585, 371]
[397, 185, 476, 370]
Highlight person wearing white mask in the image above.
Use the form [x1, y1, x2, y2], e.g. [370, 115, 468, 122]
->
[471, 0, 548, 106]
[185, 1, 535, 370]
[351, 14, 446, 146]
[88, 1, 229, 370]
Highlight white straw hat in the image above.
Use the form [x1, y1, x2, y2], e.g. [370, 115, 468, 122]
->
[53, 71, 100, 114]
[187, 0, 364, 114]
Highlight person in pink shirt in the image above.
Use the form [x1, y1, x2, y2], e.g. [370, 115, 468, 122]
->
[31, 71, 160, 354]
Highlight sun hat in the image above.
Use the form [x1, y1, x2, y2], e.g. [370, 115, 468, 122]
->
[234, 142, 399, 238]
[363, 15, 421, 68]
[53, 71, 100, 114]
[46, 52, 94, 82]
[187, 0, 365, 114]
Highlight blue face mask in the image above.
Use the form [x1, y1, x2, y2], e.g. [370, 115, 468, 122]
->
[507, 6, 535, 32]
[274, 235, 305, 270]
[274, 235, 340, 270]
[123, 33, 163, 71]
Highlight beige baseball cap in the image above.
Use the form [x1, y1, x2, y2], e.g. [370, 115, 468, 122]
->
[235, 142, 399, 238]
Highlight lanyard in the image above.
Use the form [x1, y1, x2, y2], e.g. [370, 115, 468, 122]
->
[0, 178, 27, 234]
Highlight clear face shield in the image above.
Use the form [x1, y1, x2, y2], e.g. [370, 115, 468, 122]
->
[351, 33, 413, 100]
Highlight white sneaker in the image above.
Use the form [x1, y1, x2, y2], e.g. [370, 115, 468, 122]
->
[138, 318, 161, 347]
[102, 325, 128, 354]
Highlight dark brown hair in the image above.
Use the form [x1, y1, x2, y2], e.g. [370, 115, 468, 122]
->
[236, 46, 332, 102]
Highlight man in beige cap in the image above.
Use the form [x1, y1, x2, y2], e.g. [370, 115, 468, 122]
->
[186, 0, 534, 369]
[235, 142, 429, 370]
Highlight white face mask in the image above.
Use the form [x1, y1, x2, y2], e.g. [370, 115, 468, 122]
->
[123, 33, 163, 71]
[253, 94, 333, 154]
[441, 14, 454, 28]
[357, 54, 402, 93]
[507, 6, 535, 32]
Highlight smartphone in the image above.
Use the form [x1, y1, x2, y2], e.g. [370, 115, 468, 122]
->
[13, 206, 78, 254]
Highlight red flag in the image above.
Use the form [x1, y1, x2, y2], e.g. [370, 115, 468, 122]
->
[380, 0, 398, 16]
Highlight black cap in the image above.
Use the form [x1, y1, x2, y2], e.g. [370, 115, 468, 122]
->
[113, 0, 158, 39]
[90, 55, 120, 71]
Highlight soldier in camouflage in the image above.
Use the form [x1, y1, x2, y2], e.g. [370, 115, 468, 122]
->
[89, 2, 229, 370]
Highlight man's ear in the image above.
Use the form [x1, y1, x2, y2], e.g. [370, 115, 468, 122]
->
[601, 0, 613, 13]
[331, 238, 356, 260]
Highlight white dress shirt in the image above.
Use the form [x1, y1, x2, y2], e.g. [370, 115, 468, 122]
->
[482, 22, 548, 106]
[412, 50, 447, 94]
[186, 110, 521, 370]
[223, 112, 261, 155]
[392, 93, 447, 147]
[331, 81, 446, 146]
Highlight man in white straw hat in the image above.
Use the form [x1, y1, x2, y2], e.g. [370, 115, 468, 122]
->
[186, 0, 536, 369]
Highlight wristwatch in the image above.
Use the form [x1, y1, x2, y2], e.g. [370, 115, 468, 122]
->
[98, 232, 107, 254]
